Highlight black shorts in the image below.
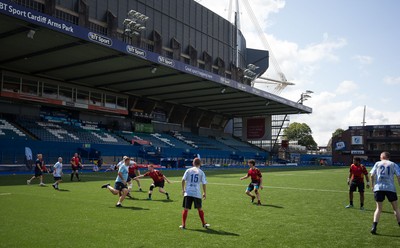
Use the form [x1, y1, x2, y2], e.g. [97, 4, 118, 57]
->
[72, 166, 79, 172]
[182, 196, 202, 209]
[247, 181, 260, 192]
[349, 181, 365, 192]
[374, 191, 398, 202]
[153, 181, 165, 188]
[53, 177, 62, 181]
[114, 182, 128, 191]
[34, 170, 42, 177]
[127, 174, 137, 182]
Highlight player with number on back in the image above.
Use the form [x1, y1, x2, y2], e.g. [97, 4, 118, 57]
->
[369, 151, 400, 234]
[180, 157, 210, 229]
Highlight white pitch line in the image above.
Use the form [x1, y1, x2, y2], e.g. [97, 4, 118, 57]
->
[0, 193, 11, 196]
[198, 182, 374, 194]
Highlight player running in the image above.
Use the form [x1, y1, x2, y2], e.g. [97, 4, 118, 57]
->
[52, 157, 63, 190]
[127, 158, 142, 193]
[240, 159, 263, 205]
[134, 164, 170, 200]
[27, 153, 46, 186]
[180, 158, 210, 229]
[101, 156, 130, 207]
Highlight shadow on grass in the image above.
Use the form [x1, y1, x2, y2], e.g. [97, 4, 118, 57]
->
[360, 209, 394, 214]
[56, 189, 70, 192]
[259, 203, 284, 208]
[372, 233, 400, 238]
[137, 198, 173, 203]
[187, 228, 240, 236]
[108, 206, 150, 211]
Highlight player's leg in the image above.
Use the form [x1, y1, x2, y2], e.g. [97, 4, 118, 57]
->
[371, 191, 384, 234]
[359, 183, 365, 209]
[147, 184, 155, 200]
[158, 186, 170, 199]
[27, 175, 36, 184]
[135, 178, 142, 191]
[39, 175, 45, 186]
[346, 183, 355, 208]
[75, 170, 80, 181]
[254, 185, 261, 205]
[195, 199, 209, 228]
[245, 184, 255, 202]
[181, 196, 191, 229]
[117, 188, 128, 207]
[388, 193, 400, 225]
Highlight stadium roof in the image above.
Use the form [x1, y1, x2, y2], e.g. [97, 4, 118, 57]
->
[0, 5, 312, 118]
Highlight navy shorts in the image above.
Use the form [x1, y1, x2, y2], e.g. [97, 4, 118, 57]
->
[127, 174, 137, 182]
[374, 191, 398, 202]
[182, 196, 202, 209]
[349, 181, 365, 192]
[153, 181, 165, 188]
[114, 182, 128, 191]
[53, 177, 62, 181]
[34, 170, 42, 177]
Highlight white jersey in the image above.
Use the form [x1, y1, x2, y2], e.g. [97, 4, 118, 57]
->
[53, 162, 63, 177]
[182, 167, 207, 199]
[370, 159, 400, 193]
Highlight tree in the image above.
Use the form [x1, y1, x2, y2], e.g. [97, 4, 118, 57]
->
[283, 122, 318, 149]
[332, 128, 345, 137]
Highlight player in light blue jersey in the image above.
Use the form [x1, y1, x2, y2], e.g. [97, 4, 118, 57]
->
[101, 156, 130, 207]
[369, 151, 400, 234]
[180, 158, 210, 229]
[52, 157, 63, 190]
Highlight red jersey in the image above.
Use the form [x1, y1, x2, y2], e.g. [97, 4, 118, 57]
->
[349, 164, 368, 183]
[144, 170, 164, 183]
[247, 167, 262, 183]
[71, 156, 81, 167]
[128, 164, 139, 175]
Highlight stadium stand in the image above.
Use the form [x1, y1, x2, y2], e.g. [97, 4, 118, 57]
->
[0, 118, 29, 140]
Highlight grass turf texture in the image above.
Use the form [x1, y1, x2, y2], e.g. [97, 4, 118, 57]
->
[1, 167, 399, 248]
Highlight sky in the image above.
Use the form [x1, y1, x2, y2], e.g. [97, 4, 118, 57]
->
[197, 0, 400, 146]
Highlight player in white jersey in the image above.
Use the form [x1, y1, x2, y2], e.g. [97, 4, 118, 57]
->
[180, 158, 210, 229]
[52, 157, 63, 190]
[369, 151, 400, 234]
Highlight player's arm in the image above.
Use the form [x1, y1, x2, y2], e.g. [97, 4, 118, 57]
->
[370, 174, 375, 190]
[134, 174, 145, 180]
[347, 171, 352, 185]
[259, 177, 263, 189]
[202, 184, 206, 200]
[363, 168, 370, 188]
[240, 174, 249, 180]
[163, 175, 171, 183]
[181, 179, 186, 196]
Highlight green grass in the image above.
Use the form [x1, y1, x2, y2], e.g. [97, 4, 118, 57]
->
[0, 167, 399, 248]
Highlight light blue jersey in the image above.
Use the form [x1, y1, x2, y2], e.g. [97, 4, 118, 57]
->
[116, 164, 128, 183]
[182, 167, 207, 199]
[370, 160, 400, 193]
[53, 162, 63, 177]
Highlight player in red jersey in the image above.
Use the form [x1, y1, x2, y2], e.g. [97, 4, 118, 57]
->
[127, 159, 142, 193]
[134, 164, 170, 200]
[70, 153, 82, 181]
[240, 159, 263, 205]
[346, 157, 370, 210]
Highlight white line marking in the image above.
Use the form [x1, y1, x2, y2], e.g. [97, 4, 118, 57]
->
[0, 193, 11, 196]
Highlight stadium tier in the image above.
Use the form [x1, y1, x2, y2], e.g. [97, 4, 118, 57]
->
[0, 118, 30, 140]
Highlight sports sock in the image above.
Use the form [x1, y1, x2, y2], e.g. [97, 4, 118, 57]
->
[372, 222, 378, 229]
[76, 173, 80, 180]
[360, 203, 364, 207]
[198, 210, 205, 225]
[182, 209, 188, 226]
[70, 173, 74, 181]
[350, 201, 353, 205]
[148, 193, 152, 199]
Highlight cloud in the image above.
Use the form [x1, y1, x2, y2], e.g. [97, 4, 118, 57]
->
[384, 76, 400, 85]
[335, 80, 358, 95]
[352, 55, 373, 65]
